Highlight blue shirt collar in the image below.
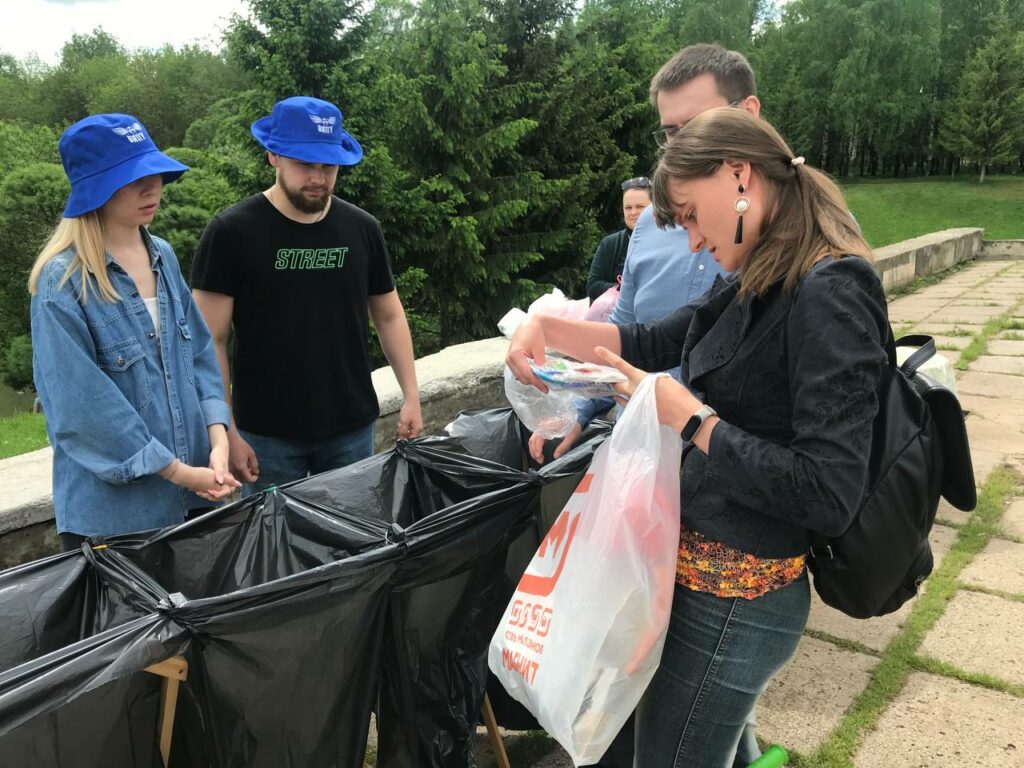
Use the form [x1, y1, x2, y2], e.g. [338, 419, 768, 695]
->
[103, 227, 162, 269]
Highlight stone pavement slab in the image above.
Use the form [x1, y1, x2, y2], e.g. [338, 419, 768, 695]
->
[919, 590, 1024, 686]
[909, 322, 983, 337]
[1003, 498, 1024, 540]
[854, 673, 1024, 768]
[969, 355, 1024, 376]
[931, 335, 973, 350]
[988, 339, 1024, 355]
[806, 525, 958, 652]
[959, 537, 1024, 595]
[958, 392, 1024, 421]
[925, 306, 1006, 324]
[957, 370, 1024, 401]
[757, 635, 877, 756]
[936, 498, 971, 526]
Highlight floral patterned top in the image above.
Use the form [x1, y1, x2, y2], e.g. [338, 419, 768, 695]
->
[676, 527, 806, 599]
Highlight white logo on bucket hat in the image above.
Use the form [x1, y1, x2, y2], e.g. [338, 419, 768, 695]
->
[308, 114, 336, 134]
[111, 122, 146, 143]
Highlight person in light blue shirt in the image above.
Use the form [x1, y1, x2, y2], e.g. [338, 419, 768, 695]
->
[528, 45, 759, 468]
[28, 113, 239, 549]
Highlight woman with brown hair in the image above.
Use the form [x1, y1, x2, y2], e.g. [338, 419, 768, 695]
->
[506, 108, 888, 766]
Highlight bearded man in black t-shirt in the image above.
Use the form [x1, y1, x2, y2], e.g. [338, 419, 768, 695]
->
[192, 96, 422, 493]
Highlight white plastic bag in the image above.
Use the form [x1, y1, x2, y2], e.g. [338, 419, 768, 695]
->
[488, 374, 682, 766]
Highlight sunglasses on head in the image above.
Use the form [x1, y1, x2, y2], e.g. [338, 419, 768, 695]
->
[622, 176, 651, 191]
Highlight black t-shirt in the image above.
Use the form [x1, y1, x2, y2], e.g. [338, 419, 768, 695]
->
[191, 193, 396, 439]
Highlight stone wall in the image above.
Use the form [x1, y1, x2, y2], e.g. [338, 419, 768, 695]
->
[873, 228, 983, 292]
[0, 227, 994, 566]
[979, 240, 1024, 261]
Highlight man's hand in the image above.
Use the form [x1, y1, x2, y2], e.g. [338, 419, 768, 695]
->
[396, 399, 423, 440]
[228, 430, 260, 483]
[528, 423, 582, 464]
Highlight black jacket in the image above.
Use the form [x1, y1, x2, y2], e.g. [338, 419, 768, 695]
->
[587, 228, 631, 302]
[618, 256, 889, 558]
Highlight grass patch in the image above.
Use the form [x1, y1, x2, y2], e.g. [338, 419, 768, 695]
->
[909, 655, 1024, 699]
[1002, 331, 1024, 340]
[945, 326, 978, 337]
[955, 308, 1024, 370]
[800, 467, 1020, 768]
[0, 412, 48, 459]
[841, 175, 1024, 248]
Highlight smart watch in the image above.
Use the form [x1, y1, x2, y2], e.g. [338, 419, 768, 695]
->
[680, 404, 717, 443]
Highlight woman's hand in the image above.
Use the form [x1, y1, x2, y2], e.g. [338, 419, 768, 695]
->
[208, 442, 241, 494]
[160, 459, 240, 501]
[505, 316, 549, 393]
[528, 422, 583, 464]
[593, 346, 702, 432]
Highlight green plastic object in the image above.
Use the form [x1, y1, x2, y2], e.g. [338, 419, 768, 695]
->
[747, 744, 788, 767]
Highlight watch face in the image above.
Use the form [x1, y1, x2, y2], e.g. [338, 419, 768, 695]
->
[681, 413, 701, 442]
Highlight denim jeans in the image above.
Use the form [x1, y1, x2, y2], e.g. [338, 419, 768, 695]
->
[239, 423, 375, 496]
[633, 576, 810, 768]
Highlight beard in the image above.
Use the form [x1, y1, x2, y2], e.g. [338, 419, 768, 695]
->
[280, 179, 332, 214]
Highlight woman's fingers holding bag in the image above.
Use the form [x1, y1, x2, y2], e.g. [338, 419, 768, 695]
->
[506, 316, 549, 393]
[594, 346, 646, 406]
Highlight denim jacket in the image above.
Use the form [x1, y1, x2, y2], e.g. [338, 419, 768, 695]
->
[31, 229, 230, 536]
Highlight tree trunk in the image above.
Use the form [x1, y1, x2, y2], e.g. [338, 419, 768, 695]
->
[980, 163, 987, 183]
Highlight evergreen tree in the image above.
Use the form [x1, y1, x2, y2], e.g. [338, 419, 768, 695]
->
[939, 4, 1024, 181]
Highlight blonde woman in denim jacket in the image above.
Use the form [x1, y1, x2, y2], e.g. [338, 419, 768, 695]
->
[28, 114, 239, 550]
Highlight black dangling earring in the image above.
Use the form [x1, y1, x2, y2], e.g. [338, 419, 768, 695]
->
[734, 183, 750, 245]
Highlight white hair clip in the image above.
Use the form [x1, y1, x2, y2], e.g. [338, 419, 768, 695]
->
[790, 156, 806, 167]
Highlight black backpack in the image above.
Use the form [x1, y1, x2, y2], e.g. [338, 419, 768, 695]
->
[808, 333, 977, 619]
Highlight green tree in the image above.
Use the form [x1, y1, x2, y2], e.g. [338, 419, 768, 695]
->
[939, 5, 1024, 182]
[0, 163, 68, 388]
[226, 0, 368, 99]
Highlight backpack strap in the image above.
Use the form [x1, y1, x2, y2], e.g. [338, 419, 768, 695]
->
[895, 334, 937, 377]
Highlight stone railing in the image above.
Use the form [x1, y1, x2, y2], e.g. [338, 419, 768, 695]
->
[0, 227, 994, 566]
[872, 228, 982, 292]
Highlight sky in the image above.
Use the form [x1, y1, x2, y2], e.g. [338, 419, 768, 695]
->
[0, 0, 249, 65]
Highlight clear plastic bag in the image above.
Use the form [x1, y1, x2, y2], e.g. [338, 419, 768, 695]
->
[489, 374, 682, 765]
[504, 366, 579, 438]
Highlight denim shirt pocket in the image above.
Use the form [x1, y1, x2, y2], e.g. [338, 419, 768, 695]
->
[96, 336, 153, 414]
[175, 317, 195, 385]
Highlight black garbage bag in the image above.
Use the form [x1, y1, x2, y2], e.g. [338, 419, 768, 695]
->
[0, 407, 609, 768]
[0, 543, 193, 768]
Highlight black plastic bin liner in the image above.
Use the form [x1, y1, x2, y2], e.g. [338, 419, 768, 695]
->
[0, 613, 190, 767]
[119, 486, 390, 600]
[0, 408, 610, 768]
[166, 552, 397, 768]
[0, 550, 160, 675]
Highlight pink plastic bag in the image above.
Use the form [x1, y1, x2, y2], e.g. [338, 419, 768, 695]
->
[488, 374, 681, 765]
[583, 285, 620, 322]
[528, 288, 590, 321]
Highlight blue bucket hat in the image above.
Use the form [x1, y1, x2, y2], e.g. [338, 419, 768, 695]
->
[59, 114, 188, 218]
[250, 96, 363, 166]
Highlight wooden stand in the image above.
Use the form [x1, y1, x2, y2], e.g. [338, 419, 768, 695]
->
[143, 655, 188, 767]
[481, 693, 511, 768]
